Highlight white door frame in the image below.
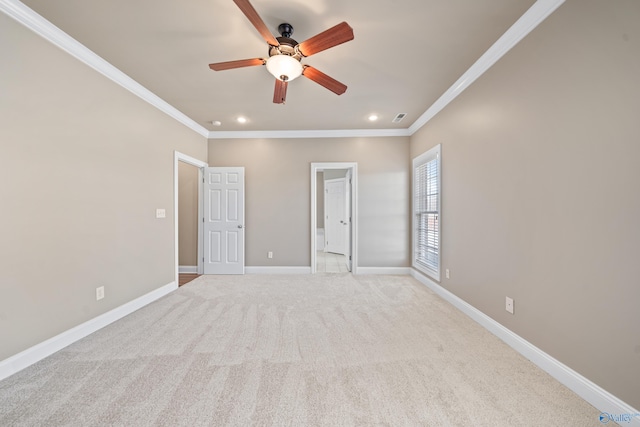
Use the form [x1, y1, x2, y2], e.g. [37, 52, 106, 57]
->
[174, 151, 208, 286]
[311, 162, 358, 274]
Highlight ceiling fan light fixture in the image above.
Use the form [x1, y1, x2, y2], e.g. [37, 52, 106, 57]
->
[208, 3, 354, 104]
[266, 55, 303, 82]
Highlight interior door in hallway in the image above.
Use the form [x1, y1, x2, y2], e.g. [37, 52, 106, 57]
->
[325, 178, 346, 255]
[344, 170, 352, 271]
[203, 167, 245, 274]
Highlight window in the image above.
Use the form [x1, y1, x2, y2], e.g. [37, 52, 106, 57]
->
[413, 145, 441, 280]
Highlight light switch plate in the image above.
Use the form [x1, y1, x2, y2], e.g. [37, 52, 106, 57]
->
[156, 209, 166, 218]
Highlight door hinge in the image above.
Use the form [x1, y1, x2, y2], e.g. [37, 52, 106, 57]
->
[349, 255, 352, 260]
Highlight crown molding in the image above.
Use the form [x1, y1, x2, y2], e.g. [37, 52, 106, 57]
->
[407, 0, 565, 135]
[2, 0, 564, 140]
[208, 128, 411, 139]
[211, 0, 565, 139]
[0, 0, 210, 138]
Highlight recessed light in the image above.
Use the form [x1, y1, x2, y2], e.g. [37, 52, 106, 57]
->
[368, 114, 379, 122]
[237, 116, 247, 124]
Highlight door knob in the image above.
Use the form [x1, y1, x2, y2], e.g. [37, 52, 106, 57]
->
[238, 225, 243, 229]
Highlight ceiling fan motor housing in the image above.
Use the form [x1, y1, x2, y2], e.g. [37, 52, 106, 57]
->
[269, 23, 302, 61]
[269, 39, 302, 60]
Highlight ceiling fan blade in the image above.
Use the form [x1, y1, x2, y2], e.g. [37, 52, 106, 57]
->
[297, 22, 354, 57]
[302, 66, 347, 95]
[273, 79, 288, 104]
[209, 58, 265, 71]
[233, 0, 279, 46]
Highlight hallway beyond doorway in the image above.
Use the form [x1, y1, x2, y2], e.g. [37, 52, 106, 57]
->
[316, 251, 349, 273]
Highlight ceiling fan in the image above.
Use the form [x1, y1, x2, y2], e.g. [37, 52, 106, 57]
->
[208, 0, 354, 104]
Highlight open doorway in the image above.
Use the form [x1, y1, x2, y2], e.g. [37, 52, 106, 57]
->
[173, 152, 207, 287]
[311, 163, 358, 274]
[178, 161, 200, 285]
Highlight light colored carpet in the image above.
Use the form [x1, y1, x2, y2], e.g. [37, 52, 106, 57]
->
[0, 274, 603, 426]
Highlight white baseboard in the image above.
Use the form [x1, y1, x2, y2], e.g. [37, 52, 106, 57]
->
[410, 269, 640, 425]
[0, 281, 177, 382]
[357, 267, 411, 275]
[178, 265, 197, 274]
[245, 266, 312, 274]
[242, 266, 411, 275]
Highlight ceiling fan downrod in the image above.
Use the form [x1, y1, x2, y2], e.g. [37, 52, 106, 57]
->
[278, 23, 294, 39]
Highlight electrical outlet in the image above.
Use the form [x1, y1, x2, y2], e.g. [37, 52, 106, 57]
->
[156, 208, 166, 218]
[268, 251, 273, 259]
[505, 296, 514, 314]
[96, 286, 105, 301]
[445, 269, 450, 279]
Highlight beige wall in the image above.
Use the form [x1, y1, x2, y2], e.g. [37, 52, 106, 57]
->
[208, 137, 410, 267]
[178, 162, 199, 266]
[410, 0, 640, 407]
[323, 169, 348, 180]
[0, 15, 207, 360]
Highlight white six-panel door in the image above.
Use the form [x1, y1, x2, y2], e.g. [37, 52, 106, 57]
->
[325, 178, 346, 255]
[203, 167, 245, 274]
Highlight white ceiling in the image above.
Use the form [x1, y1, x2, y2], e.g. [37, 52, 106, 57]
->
[17, 0, 540, 134]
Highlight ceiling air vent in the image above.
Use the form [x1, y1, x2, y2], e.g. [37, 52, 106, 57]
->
[392, 113, 407, 123]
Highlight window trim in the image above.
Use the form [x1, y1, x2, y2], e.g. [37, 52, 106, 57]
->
[412, 144, 441, 281]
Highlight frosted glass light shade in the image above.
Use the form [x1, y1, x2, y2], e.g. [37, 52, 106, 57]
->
[266, 55, 303, 82]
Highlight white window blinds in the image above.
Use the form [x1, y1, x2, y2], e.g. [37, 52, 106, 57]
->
[413, 145, 441, 280]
